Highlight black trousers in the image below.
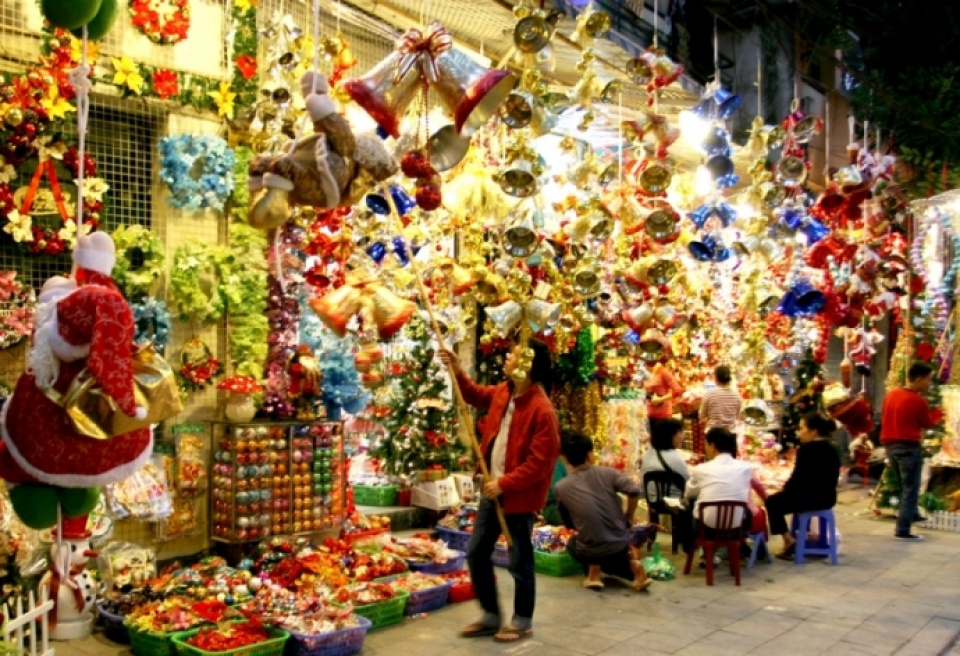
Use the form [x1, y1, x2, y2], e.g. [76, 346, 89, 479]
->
[766, 491, 831, 536]
[566, 535, 635, 581]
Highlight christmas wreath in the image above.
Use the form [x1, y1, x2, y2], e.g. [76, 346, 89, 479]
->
[178, 337, 221, 393]
[129, 0, 191, 45]
[111, 224, 165, 298]
[130, 297, 173, 353]
[158, 135, 235, 212]
[0, 271, 36, 350]
[170, 240, 225, 324]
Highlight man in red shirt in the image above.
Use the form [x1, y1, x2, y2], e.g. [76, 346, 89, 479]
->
[440, 339, 559, 644]
[880, 361, 941, 541]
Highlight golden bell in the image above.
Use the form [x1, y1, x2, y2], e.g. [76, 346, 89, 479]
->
[639, 160, 673, 194]
[428, 125, 471, 172]
[365, 286, 417, 340]
[473, 273, 505, 305]
[644, 201, 680, 243]
[637, 328, 669, 361]
[647, 259, 678, 285]
[557, 285, 578, 304]
[341, 50, 423, 139]
[622, 304, 654, 332]
[499, 91, 537, 129]
[741, 399, 773, 427]
[623, 257, 652, 289]
[833, 165, 863, 190]
[792, 115, 823, 143]
[503, 211, 540, 258]
[309, 285, 364, 337]
[572, 263, 601, 297]
[653, 302, 682, 332]
[525, 299, 561, 332]
[777, 155, 808, 187]
[759, 181, 787, 208]
[449, 264, 475, 296]
[433, 47, 517, 136]
[498, 158, 539, 197]
[579, 10, 612, 40]
[277, 51, 300, 72]
[486, 300, 523, 336]
[626, 55, 653, 84]
[514, 15, 553, 54]
[558, 312, 580, 333]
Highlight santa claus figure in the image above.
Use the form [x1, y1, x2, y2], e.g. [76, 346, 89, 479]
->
[0, 233, 154, 530]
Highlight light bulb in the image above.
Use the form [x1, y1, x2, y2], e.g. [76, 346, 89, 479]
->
[679, 110, 711, 149]
[694, 166, 715, 197]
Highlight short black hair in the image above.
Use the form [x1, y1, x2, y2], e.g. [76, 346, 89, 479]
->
[705, 427, 737, 455]
[715, 365, 731, 385]
[527, 338, 554, 390]
[560, 429, 594, 466]
[908, 361, 934, 382]
[800, 412, 837, 437]
[651, 418, 684, 450]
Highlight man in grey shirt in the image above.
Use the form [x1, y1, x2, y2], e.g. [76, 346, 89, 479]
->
[556, 430, 652, 591]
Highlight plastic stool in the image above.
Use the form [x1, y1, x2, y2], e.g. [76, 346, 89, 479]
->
[791, 509, 838, 565]
[747, 531, 772, 569]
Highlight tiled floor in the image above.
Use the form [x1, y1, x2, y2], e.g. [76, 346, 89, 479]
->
[56, 487, 960, 655]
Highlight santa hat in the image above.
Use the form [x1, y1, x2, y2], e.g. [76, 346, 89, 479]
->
[72, 232, 116, 276]
[54, 515, 93, 540]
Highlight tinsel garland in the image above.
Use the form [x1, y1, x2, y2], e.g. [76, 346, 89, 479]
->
[885, 328, 913, 391]
[221, 147, 269, 379]
[550, 380, 604, 448]
[554, 328, 597, 387]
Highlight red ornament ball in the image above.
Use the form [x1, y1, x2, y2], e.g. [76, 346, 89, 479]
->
[400, 150, 434, 179]
[415, 182, 442, 211]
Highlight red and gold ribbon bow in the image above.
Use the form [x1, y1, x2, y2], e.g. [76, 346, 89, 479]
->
[394, 21, 453, 84]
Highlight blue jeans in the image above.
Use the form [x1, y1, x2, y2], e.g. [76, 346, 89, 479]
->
[888, 448, 923, 536]
[466, 498, 536, 631]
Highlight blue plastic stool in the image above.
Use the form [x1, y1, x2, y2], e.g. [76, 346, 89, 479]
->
[747, 531, 772, 569]
[791, 509, 839, 565]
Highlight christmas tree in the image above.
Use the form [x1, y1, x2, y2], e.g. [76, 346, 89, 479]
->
[780, 348, 823, 448]
[370, 315, 471, 476]
[874, 459, 901, 512]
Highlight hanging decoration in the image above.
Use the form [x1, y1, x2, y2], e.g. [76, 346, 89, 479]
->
[130, 297, 173, 353]
[0, 272, 36, 350]
[177, 337, 222, 395]
[110, 225, 165, 298]
[169, 240, 226, 324]
[128, 0, 190, 45]
[158, 135, 236, 212]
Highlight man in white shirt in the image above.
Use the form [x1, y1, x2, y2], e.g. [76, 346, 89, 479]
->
[684, 427, 753, 528]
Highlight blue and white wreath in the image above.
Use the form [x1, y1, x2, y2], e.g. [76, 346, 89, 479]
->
[158, 135, 236, 212]
[130, 297, 173, 354]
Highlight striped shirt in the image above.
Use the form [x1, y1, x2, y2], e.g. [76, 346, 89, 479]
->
[699, 386, 742, 431]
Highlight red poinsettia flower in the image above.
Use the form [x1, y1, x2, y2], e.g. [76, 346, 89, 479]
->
[235, 54, 257, 81]
[152, 69, 179, 100]
[915, 342, 936, 362]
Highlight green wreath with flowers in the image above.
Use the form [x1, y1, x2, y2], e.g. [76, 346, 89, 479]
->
[111, 225, 165, 299]
[169, 239, 225, 325]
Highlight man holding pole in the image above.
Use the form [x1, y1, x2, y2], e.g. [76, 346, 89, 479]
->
[440, 340, 559, 644]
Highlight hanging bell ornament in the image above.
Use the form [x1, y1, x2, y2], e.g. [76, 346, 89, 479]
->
[473, 271, 505, 305]
[572, 261, 601, 297]
[309, 285, 364, 337]
[777, 155, 808, 187]
[790, 114, 823, 144]
[513, 14, 554, 54]
[432, 46, 517, 136]
[427, 125, 471, 172]
[497, 158, 540, 198]
[365, 286, 417, 339]
[341, 50, 423, 139]
[486, 300, 523, 336]
[741, 399, 774, 427]
[647, 259, 678, 285]
[644, 201, 681, 244]
[573, 8, 612, 43]
[636, 158, 673, 195]
[637, 328, 669, 362]
[499, 91, 537, 129]
[622, 304, 654, 332]
[526, 299, 561, 332]
[502, 210, 540, 258]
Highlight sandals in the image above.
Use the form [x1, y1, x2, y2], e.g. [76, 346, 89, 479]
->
[494, 627, 534, 643]
[460, 622, 499, 638]
[632, 578, 653, 592]
[583, 579, 604, 590]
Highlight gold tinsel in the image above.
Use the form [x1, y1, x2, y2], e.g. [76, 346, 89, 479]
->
[551, 380, 604, 448]
[885, 329, 913, 391]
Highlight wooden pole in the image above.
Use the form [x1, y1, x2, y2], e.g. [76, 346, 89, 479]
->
[380, 184, 513, 546]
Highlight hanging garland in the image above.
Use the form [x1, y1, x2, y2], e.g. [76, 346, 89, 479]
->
[158, 135, 235, 212]
[130, 297, 173, 353]
[911, 206, 960, 329]
[129, 0, 191, 45]
[111, 225, 165, 298]
[0, 272, 36, 350]
[170, 240, 225, 325]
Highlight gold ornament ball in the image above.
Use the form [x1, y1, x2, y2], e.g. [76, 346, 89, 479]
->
[5, 107, 23, 127]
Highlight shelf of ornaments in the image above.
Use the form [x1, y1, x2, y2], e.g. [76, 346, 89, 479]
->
[209, 420, 346, 543]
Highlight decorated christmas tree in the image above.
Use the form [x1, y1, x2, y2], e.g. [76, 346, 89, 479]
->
[780, 348, 823, 448]
[875, 458, 901, 512]
[370, 315, 471, 476]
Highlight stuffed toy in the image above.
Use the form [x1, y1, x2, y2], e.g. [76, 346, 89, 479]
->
[248, 71, 398, 230]
[0, 233, 155, 530]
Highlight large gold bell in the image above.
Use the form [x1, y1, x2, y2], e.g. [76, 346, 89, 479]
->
[502, 210, 539, 258]
[777, 155, 808, 187]
[486, 300, 523, 336]
[525, 299, 561, 332]
[365, 286, 417, 340]
[639, 159, 673, 194]
[341, 50, 423, 139]
[498, 159, 539, 197]
[572, 263, 601, 297]
[644, 201, 680, 243]
[637, 328, 669, 361]
[309, 285, 364, 337]
[513, 15, 553, 54]
[428, 125, 471, 172]
[473, 273, 505, 305]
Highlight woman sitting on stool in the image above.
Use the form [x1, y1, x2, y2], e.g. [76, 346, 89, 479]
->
[765, 412, 841, 559]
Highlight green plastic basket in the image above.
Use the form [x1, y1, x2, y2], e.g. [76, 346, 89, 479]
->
[352, 484, 398, 507]
[128, 625, 187, 656]
[351, 590, 408, 630]
[534, 550, 582, 577]
[170, 626, 289, 656]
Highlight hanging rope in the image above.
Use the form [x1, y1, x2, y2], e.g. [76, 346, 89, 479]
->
[68, 27, 92, 229]
[292, 0, 323, 146]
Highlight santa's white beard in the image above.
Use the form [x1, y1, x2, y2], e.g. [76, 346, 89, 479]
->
[27, 304, 61, 389]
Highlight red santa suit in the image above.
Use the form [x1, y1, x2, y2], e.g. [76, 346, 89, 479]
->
[0, 233, 153, 487]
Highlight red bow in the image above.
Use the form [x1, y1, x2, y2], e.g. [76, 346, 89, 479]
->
[394, 21, 453, 84]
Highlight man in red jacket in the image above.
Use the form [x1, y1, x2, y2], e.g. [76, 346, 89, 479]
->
[440, 339, 559, 644]
[880, 361, 941, 541]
